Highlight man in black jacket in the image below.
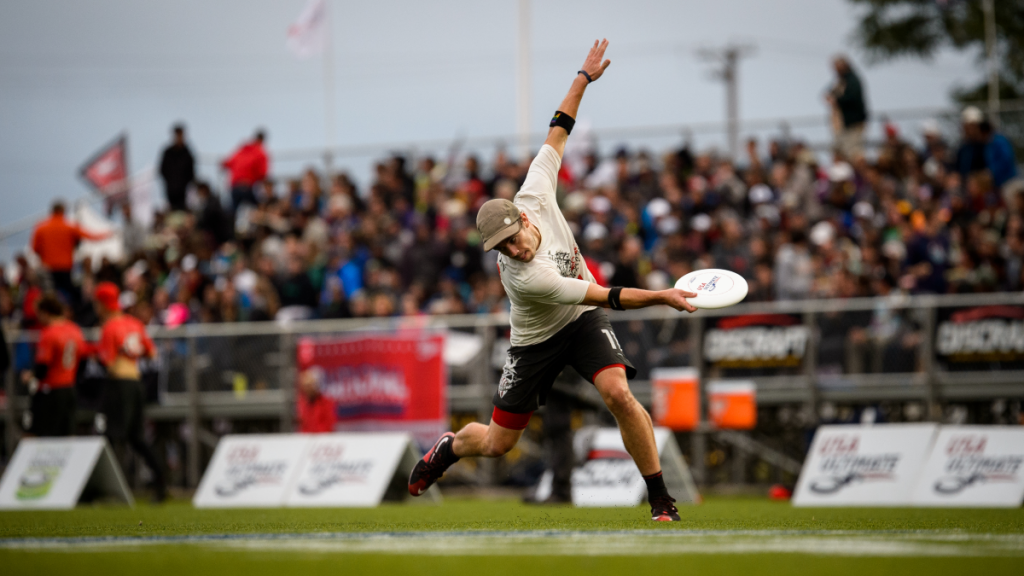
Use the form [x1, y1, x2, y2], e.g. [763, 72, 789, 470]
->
[159, 123, 195, 212]
[827, 56, 869, 161]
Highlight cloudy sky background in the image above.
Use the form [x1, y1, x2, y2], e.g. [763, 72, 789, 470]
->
[0, 0, 983, 258]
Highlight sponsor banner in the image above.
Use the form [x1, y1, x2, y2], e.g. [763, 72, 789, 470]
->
[935, 306, 1024, 370]
[297, 334, 447, 452]
[0, 437, 132, 510]
[288, 433, 413, 507]
[792, 424, 938, 507]
[912, 426, 1024, 507]
[193, 433, 432, 508]
[703, 314, 809, 370]
[194, 435, 308, 508]
[572, 427, 699, 507]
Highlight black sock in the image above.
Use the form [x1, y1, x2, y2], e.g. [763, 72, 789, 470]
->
[643, 471, 670, 500]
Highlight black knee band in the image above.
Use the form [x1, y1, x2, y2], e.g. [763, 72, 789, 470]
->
[550, 110, 576, 135]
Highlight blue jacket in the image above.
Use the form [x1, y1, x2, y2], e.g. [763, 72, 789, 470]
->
[986, 133, 1018, 188]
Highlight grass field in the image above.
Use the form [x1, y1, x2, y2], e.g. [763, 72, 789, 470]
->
[2, 497, 1023, 575]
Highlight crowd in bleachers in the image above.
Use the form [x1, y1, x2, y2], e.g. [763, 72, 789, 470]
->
[2, 105, 1021, 331]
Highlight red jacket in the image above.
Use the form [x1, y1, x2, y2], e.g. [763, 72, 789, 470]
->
[32, 215, 108, 272]
[222, 141, 269, 186]
[297, 393, 337, 433]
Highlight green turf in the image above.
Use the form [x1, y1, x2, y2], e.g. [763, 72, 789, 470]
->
[1, 497, 1022, 538]
[2, 497, 1022, 576]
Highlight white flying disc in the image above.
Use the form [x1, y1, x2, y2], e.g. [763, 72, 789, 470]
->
[674, 268, 748, 309]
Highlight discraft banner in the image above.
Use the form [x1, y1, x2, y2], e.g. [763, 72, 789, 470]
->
[297, 334, 447, 451]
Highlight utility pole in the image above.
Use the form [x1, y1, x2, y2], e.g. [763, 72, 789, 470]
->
[516, 0, 531, 160]
[982, 0, 999, 124]
[697, 43, 755, 162]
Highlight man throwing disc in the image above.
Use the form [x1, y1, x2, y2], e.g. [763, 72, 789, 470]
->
[409, 39, 697, 521]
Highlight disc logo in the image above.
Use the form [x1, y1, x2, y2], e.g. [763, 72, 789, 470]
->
[809, 435, 900, 494]
[296, 444, 375, 496]
[697, 275, 720, 292]
[214, 445, 289, 497]
[933, 435, 1023, 495]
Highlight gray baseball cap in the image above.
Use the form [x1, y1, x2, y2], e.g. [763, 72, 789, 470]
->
[477, 198, 522, 251]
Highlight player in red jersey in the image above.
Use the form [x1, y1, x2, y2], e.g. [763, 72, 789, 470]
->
[21, 295, 87, 436]
[94, 281, 167, 502]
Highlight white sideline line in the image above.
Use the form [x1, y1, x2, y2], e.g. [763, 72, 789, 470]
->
[3, 529, 1024, 557]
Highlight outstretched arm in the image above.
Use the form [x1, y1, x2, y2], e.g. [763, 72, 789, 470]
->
[581, 283, 698, 313]
[544, 39, 611, 159]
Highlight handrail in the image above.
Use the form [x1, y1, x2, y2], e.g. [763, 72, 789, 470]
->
[4, 290, 1023, 342]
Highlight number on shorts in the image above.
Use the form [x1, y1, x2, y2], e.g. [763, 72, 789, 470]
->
[601, 329, 622, 351]
[61, 341, 77, 369]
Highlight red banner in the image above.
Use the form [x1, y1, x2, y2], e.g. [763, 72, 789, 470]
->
[296, 334, 448, 450]
[79, 134, 129, 198]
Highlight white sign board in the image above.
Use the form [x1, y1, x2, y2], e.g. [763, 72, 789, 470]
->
[793, 424, 938, 507]
[0, 437, 133, 510]
[287, 433, 417, 507]
[193, 435, 309, 508]
[193, 433, 436, 508]
[571, 427, 699, 508]
[912, 426, 1024, 507]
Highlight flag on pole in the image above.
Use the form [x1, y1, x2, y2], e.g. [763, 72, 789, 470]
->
[286, 0, 328, 59]
[78, 134, 129, 198]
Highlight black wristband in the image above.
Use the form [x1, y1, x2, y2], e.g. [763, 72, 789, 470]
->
[608, 286, 625, 311]
[578, 70, 593, 83]
[550, 110, 576, 135]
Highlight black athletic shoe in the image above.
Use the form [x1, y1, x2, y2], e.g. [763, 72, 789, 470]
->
[650, 495, 680, 521]
[408, 432, 456, 496]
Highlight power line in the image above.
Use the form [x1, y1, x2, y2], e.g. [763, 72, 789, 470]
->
[697, 43, 757, 162]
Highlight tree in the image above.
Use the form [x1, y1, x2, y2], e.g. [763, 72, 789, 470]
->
[848, 0, 1024, 152]
[848, 0, 1024, 103]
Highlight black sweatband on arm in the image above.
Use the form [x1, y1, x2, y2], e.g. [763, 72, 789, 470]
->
[578, 70, 593, 83]
[550, 110, 576, 135]
[608, 286, 625, 311]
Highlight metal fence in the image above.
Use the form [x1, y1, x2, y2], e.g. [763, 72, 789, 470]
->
[4, 291, 1024, 488]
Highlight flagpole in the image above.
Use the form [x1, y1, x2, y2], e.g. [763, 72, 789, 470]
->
[323, 0, 337, 177]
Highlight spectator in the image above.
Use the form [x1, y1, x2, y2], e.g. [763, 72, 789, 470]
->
[31, 201, 111, 307]
[222, 130, 269, 213]
[979, 119, 1018, 190]
[827, 55, 869, 161]
[296, 368, 336, 433]
[194, 181, 231, 245]
[158, 123, 195, 212]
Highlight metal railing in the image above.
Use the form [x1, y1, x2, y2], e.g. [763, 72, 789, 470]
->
[4, 291, 1024, 486]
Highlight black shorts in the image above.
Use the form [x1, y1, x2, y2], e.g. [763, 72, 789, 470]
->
[27, 387, 77, 437]
[493, 309, 636, 425]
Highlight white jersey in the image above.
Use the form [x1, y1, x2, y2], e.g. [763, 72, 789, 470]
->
[498, 145, 596, 347]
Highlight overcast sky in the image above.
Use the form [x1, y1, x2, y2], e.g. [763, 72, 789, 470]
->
[0, 0, 981, 257]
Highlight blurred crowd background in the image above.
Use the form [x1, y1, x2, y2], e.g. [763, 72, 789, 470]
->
[3, 60, 1022, 332]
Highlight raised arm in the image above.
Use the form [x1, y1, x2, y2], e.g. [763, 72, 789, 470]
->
[544, 39, 611, 159]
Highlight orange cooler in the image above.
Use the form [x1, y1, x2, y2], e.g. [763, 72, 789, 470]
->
[708, 380, 757, 429]
[651, 367, 700, 431]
